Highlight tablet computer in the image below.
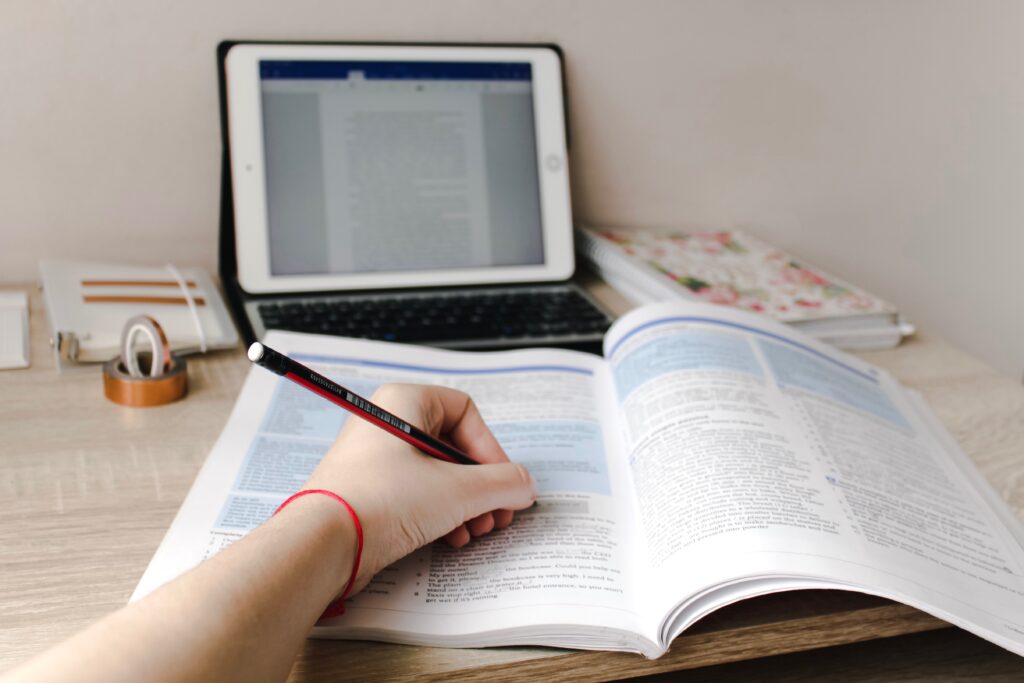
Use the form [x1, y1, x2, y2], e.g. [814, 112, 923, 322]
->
[223, 42, 574, 294]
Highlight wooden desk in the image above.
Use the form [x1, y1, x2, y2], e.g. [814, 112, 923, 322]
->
[2, 280, 1023, 681]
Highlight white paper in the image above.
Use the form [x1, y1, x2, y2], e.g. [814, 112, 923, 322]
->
[0, 291, 29, 369]
[132, 330, 655, 653]
[132, 301, 1024, 659]
[603, 302, 1024, 654]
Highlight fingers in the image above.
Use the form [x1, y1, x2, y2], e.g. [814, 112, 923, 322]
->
[443, 525, 471, 548]
[424, 386, 510, 465]
[493, 509, 514, 529]
[441, 462, 538, 548]
[466, 512, 495, 537]
[444, 513, 508, 548]
[457, 462, 537, 521]
[368, 384, 509, 465]
[356, 385, 537, 556]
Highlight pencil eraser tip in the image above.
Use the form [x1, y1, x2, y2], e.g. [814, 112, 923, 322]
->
[247, 342, 264, 362]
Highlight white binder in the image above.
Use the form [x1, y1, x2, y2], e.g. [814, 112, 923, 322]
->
[39, 260, 239, 366]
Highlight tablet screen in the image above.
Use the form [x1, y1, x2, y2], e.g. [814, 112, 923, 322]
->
[259, 60, 545, 277]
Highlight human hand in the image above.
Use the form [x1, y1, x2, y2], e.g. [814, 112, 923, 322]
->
[3, 385, 534, 683]
[303, 383, 538, 592]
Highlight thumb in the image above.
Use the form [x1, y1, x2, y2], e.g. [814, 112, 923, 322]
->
[456, 462, 538, 520]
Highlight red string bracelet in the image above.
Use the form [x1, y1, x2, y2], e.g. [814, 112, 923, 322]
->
[274, 489, 364, 619]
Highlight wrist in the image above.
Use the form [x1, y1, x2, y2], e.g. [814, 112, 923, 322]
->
[272, 491, 360, 605]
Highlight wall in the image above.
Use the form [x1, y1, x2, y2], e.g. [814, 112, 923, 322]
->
[3, 0, 1022, 377]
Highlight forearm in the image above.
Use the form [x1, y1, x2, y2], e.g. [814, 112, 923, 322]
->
[7, 495, 354, 683]
[6, 384, 536, 683]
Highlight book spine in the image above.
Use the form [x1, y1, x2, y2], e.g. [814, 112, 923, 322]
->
[576, 228, 696, 304]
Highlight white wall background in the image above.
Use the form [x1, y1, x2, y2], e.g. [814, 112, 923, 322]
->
[3, 0, 1022, 377]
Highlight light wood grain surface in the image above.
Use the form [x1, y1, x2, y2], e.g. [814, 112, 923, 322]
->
[2, 279, 1023, 681]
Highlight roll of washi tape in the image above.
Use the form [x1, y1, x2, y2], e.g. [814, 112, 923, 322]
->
[103, 316, 187, 406]
[103, 355, 188, 406]
[120, 315, 173, 378]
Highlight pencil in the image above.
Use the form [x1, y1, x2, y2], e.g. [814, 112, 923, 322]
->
[247, 342, 478, 466]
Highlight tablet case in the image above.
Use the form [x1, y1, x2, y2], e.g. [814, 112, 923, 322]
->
[215, 40, 571, 346]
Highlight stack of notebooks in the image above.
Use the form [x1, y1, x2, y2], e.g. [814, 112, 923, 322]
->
[577, 225, 914, 350]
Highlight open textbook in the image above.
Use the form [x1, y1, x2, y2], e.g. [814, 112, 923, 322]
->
[132, 301, 1024, 659]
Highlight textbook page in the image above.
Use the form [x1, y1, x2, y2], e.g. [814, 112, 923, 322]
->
[603, 301, 1024, 655]
[132, 331, 654, 652]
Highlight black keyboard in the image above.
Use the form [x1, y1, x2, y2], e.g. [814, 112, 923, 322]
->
[255, 288, 612, 345]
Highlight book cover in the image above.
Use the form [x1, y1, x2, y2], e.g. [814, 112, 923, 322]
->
[582, 227, 899, 324]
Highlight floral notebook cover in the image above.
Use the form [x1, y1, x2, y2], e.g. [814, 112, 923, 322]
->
[590, 228, 898, 323]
